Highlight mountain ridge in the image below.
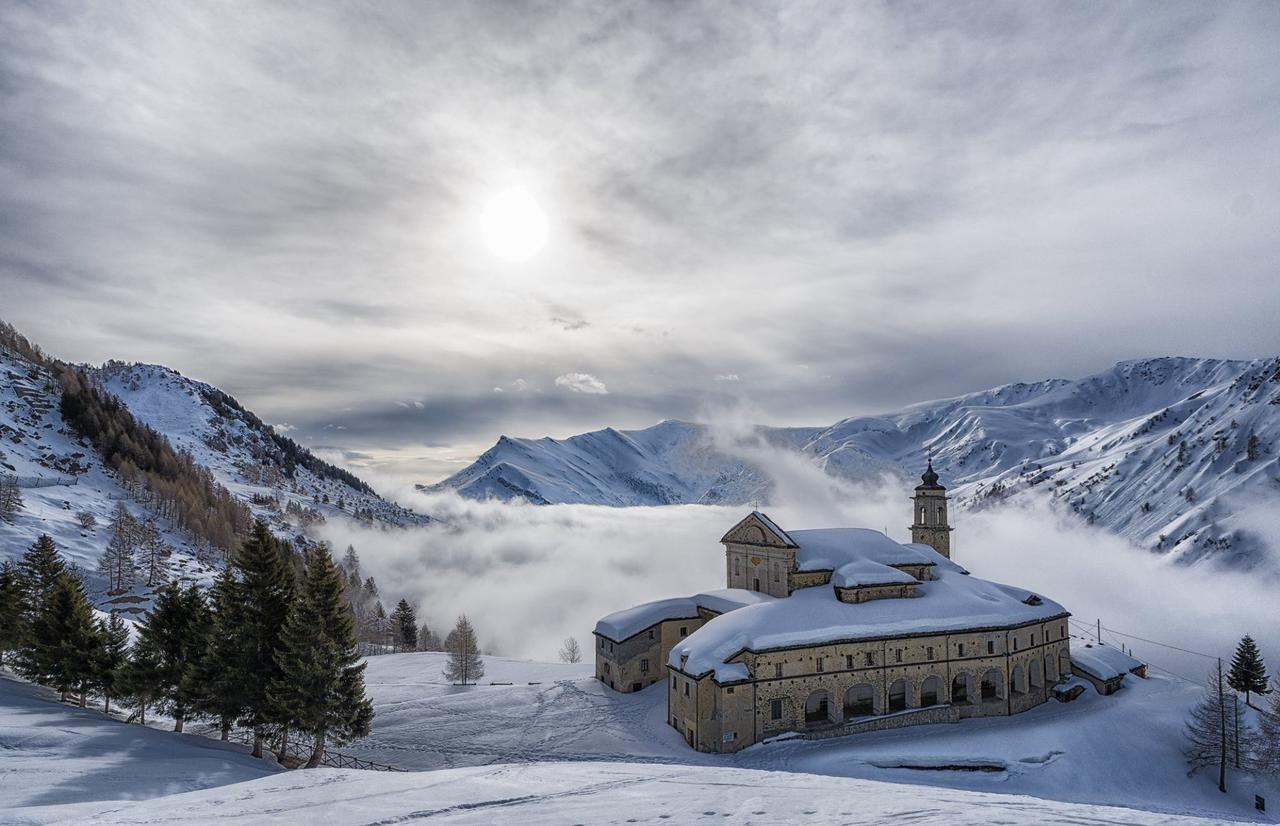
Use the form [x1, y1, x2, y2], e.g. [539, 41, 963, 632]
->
[427, 355, 1280, 568]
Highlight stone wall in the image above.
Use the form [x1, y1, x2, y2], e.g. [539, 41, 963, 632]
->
[804, 703, 960, 740]
[595, 614, 705, 693]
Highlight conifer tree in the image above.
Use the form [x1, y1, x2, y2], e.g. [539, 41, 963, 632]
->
[443, 615, 484, 685]
[132, 584, 212, 732]
[95, 613, 131, 714]
[192, 567, 248, 740]
[14, 535, 67, 673]
[138, 519, 171, 588]
[1185, 661, 1232, 793]
[99, 503, 138, 593]
[417, 623, 442, 652]
[1227, 635, 1269, 705]
[0, 561, 21, 666]
[267, 547, 373, 768]
[390, 599, 417, 652]
[25, 573, 102, 704]
[233, 520, 296, 757]
[0, 474, 22, 520]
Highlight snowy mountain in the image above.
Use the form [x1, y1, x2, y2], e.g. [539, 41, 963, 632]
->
[430, 357, 1280, 567]
[0, 335, 426, 611]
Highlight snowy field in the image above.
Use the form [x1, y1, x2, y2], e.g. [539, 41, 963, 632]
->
[3, 653, 1277, 824]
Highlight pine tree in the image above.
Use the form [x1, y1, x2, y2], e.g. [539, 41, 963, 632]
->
[0, 474, 23, 521]
[233, 520, 296, 757]
[417, 623, 442, 652]
[1227, 635, 1269, 705]
[25, 573, 102, 704]
[443, 615, 485, 685]
[267, 547, 374, 768]
[0, 561, 21, 667]
[1185, 661, 1231, 793]
[95, 613, 131, 714]
[192, 567, 248, 740]
[341, 545, 360, 578]
[132, 584, 212, 732]
[559, 636, 582, 664]
[13, 534, 67, 672]
[390, 599, 417, 652]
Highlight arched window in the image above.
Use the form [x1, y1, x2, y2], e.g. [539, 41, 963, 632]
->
[1029, 658, 1044, 690]
[844, 683, 875, 718]
[936, 506, 945, 523]
[888, 678, 909, 713]
[1010, 664, 1026, 696]
[920, 675, 943, 707]
[981, 668, 1002, 701]
[952, 673, 970, 704]
[805, 690, 835, 727]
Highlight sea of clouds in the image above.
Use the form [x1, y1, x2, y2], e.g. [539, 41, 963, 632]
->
[321, 440, 1280, 685]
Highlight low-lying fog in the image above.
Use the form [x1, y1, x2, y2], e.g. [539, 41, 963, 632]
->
[321, 458, 1279, 685]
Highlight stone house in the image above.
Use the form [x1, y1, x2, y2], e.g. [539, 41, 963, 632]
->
[594, 462, 1073, 753]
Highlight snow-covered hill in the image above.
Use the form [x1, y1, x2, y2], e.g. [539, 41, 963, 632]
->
[430, 357, 1280, 567]
[0, 343, 426, 611]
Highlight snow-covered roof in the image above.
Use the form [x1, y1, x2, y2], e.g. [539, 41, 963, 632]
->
[1071, 644, 1143, 681]
[670, 564, 1067, 682]
[594, 588, 774, 641]
[831, 558, 919, 589]
[789, 528, 940, 572]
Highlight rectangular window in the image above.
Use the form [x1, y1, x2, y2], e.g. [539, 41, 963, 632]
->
[865, 652, 874, 666]
[927, 646, 934, 660]
[846, 654, 853, 669]
[770, 699, 783, 720]
[604, 662, 611, 674]
[775, 663, 783, 678]
[600, 638, 605, 649]
[987, 640, 995, 655]
[671, 676, 676, 690]
[895, 649, 902, 663]
[1031, 633, 1036, 646]
[680, 626, 688, 637]
[958, 643, 966, 657]
[684, 682, 690, 697]
[816, 657, 824, 673]
[753, 577, 760, 591]
[726, 686, 735, 694]
[649, 629, 654, 640]
[1013, 638, 1018, 651]
[640, 659, 649, 673]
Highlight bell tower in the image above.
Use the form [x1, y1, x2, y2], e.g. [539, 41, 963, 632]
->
[910, 458, 952, 558]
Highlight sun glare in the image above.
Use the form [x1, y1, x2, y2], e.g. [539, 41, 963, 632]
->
[480, 187, 549, 262]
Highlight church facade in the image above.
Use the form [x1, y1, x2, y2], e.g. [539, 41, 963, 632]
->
[594, 463, 1072, 753]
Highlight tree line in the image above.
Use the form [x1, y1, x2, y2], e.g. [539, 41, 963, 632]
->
[1185, 635, 1280, 793]
[0, 524, 372, 767]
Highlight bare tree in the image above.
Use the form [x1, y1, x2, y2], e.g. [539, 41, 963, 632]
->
[0, 476, 23, 521]
[76, 510, 97, 530]
[559, 636, 582, 663]
[443, 615, 485, 685]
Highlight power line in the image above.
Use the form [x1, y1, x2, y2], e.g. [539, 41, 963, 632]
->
[1098, 625, 1218, 660]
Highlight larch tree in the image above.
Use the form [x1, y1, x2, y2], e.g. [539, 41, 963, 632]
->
[1227, 635, 1269, 705]
[131, 583, 212, 732]
[1255, 679, 1280, 775]
[559, 636, 582, 664]
[1185, 661, 1232, 793]
[99, 503, 139, 593]
[138, 519, 171, 588]
[0, 474, 22, 521]
[443, 615, 485, 686]
[267, 547, 374, 768]
[233, 520, 296, 758]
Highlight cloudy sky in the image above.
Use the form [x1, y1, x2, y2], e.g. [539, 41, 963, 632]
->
[3, 2, 1279, 483]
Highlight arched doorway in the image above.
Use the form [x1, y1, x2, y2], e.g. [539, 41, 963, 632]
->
[888, 678, 909, 713]
[1029, 658, 1044, 691]
[1046, 653, 1059, 683]
[844, 683, 875, 718]
[981, 669, 1002, 701]
[920, 675, 943, 707]
[805, 690, 836, 727]
[1010, 664, 1026, 696]
[952, 673, 970, 704]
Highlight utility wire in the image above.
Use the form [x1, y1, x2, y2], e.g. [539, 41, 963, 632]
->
[1098, 625, 1218, 660]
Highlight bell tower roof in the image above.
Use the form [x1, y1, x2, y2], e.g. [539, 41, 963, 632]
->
[916, 458, 944, 491]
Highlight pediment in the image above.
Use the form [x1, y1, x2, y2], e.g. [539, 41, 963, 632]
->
[720, 511, 797, 548]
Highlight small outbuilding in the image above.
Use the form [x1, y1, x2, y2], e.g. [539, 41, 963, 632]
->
[1070, 644, 1146, 695]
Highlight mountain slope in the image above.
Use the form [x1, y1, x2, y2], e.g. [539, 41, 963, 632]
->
[430, 357, 1280, 567]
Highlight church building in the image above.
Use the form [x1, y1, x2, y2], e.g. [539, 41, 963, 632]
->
[593, 463, 1072, 753]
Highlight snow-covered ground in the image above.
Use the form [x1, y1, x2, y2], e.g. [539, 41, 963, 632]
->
[1, 661, 1258, 825]
[0, 673, 276, 826]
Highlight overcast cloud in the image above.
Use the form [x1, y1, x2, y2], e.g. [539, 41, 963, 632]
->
[2, 1, 1279, 483]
